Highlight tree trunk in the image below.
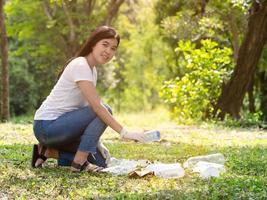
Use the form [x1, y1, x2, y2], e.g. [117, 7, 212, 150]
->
[192, 0, 209, 16]
[0, 0, 10, 121]
[62, 1, 78, 56]
[101, 0, 125, 25]
[215, 0, 267, 119]
[227, 7, 240, 63]
[84, 0, 96, 16]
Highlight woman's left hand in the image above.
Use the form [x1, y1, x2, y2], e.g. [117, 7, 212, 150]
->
[97, 141, 111, 165]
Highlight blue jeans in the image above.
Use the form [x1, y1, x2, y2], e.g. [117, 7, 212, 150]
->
[33, 105, 112, 167]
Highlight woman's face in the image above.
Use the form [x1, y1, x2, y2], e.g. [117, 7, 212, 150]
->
[91, 38, 118, 65]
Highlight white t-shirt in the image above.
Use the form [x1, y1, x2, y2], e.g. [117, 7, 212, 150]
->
[34, 57, 97, 120]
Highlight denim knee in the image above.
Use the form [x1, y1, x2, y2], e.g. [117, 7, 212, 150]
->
[104, 104, 113, 115]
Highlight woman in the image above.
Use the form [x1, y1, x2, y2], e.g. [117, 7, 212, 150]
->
[32, 26, 147, 172]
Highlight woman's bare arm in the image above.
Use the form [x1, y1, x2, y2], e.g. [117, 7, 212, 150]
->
[77, 80, 123, 133]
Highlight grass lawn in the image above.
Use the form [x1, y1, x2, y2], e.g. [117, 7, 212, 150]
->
[0, 109, 266, 199]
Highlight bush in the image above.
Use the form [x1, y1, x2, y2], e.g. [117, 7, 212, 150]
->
[160, 39, 233, 122]
[9, 57, 38, 116]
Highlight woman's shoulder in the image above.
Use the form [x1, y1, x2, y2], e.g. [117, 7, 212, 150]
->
[69, 56, 87, 65]
[66, 57, 88, 69]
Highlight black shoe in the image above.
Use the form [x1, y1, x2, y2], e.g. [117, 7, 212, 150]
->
[31, 144, 47, 168]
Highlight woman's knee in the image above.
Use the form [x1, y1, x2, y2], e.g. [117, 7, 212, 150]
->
[104, 104, 113, 115]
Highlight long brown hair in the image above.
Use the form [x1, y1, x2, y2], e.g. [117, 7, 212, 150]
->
[58, 26, 120, 79]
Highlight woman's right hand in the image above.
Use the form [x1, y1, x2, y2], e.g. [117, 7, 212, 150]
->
[120, 128, 147, 143]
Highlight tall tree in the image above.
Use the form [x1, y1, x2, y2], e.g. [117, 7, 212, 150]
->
[0, 0, 9, 121]
[215, 0, 267, 119]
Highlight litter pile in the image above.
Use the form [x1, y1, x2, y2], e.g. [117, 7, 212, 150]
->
[102, 131, 225, 179]
[102, 153, 225, 179]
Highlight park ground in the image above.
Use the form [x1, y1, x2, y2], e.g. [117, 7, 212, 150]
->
[0, 109, 266, 199]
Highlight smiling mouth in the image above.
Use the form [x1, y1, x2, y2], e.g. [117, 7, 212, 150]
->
[102, 55, 109, 60]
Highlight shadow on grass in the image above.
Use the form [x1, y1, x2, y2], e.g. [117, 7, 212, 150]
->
[0, 143, 266, 199]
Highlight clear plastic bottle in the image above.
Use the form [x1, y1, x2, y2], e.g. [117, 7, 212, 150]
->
[144, 130, 161, 142]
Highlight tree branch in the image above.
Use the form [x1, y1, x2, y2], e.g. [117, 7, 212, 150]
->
[102, 0, 125, 25]
[42, 0, 54, 20]
[193, 0, 209, 16]
[62, 1, 76, 43]
[84, 0, 96, 16]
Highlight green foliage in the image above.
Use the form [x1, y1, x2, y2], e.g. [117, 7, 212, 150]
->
[160, 40, 233, 122]
[9, 56, 38, 116]
[4, 0, 117, 115]
[4, 0, 171, 115]
[4, 0, 67, 111]
[99, 1, 170, 112]
[155, 0, 238, 47]
[154, 0, 184, 24]
[3, 0, 263, 122]
[230, 0, 252, 11]
[216, 111, 264, 128]
[155, 0, 267, 124]
[159, 6, 228, 46]
[155, 0, 247, 78]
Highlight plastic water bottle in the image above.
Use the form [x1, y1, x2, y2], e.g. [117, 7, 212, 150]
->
[183, 153, 225, 168]
[144, 130, 160, 142]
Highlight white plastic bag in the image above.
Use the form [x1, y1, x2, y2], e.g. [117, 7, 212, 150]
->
[192, 161, 225, 179]
[102, 157, 149, 175]
[145, 163, 185, 179]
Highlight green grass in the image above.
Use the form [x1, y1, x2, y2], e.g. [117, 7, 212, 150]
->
[0, 108, 267, 199]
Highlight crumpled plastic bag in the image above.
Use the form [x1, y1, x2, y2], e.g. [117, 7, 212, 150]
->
[102, 157, 150, 175]
[192, 161, 225, 179]
[183, 153, 226, 179]
[145, 163, 185, 179]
